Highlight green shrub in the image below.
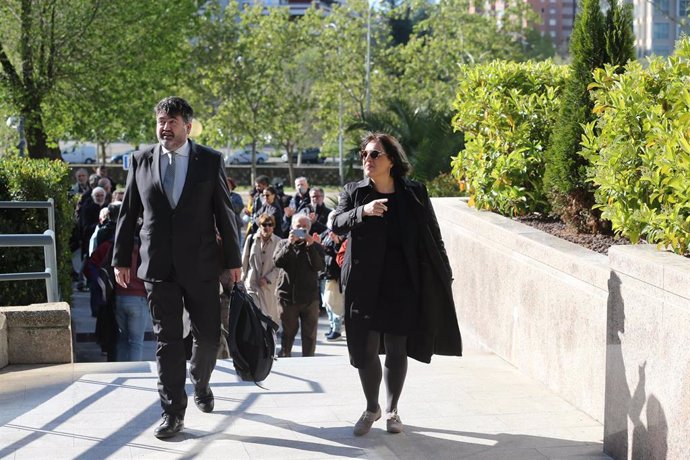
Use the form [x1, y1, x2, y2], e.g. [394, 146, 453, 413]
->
[0, 155, 74, 305]
[450, 60, 567, 216]
[582, 39, 690, 254]
[426, 172, 465, 198]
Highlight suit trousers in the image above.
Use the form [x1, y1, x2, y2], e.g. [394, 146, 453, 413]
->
[145, 277, 220, 417]
[279, 298, 320, 357]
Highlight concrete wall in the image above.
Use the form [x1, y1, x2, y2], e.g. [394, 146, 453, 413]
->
[0, 313, 7, 369]
[0, 303, 72, 364]
[432, 198, 610, 422]
[431, 198, 689, 458]
[604, 246, 689, 460]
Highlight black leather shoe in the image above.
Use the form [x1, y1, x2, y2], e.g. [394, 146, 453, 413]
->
[194, 387, 214, 413]
[153, 414, 184, 439]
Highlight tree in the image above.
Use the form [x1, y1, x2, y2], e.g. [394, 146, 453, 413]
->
[605, 0, 636, 70]
[191, 1, 292, 183]
[388, 0, 546, 113]
[310, 0, 389, 151]
[0, 1, 199, 159]
[543, 0, 634, 232]
[269, 11, 322, 184]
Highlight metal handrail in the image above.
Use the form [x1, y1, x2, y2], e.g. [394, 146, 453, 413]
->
[0, 200, 59, 302]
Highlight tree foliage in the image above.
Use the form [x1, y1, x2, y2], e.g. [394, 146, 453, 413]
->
[542, 0, 610, 232]
[0, 0, 199, 159]
[387, 0, 553, 113]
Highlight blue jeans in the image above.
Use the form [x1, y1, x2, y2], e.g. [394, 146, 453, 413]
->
[115, 295, 149, 361]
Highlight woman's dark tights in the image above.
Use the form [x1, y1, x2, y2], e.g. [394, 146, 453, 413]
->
[357, 331, 408, 413]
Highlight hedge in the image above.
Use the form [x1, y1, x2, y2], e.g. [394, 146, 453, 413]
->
[0, 155, 74, 305]
[450, 60, 568, 216]
[582, 38, 690, 254]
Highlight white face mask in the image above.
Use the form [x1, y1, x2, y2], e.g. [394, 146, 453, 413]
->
[297, 186, 306, 195]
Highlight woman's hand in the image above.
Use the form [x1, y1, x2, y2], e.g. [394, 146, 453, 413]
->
[363, 198, 388, 217]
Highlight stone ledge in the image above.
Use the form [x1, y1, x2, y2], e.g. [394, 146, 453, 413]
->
[0, 303, 71, 327]
[0, 303, 72, 365]
[0, 313, 7, 369]
[432, 198, 609, 290]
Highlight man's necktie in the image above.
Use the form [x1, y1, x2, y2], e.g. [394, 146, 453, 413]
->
[163, 151, 176, 207]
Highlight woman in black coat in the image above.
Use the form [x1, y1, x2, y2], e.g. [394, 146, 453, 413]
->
[332, 132, 462, 437]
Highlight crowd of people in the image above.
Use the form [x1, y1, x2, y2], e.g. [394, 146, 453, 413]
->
[69, 161, 347, 364]
[69, 96, 461, 440]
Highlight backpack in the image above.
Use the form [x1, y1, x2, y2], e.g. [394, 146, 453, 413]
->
[226, 284, 279, 384]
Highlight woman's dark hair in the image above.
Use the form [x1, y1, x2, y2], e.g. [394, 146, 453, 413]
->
[360, 132, 411, 178]
[264, 186, 277, 196]
[154, 96, 194, 123]
[258, 213, 276, 227]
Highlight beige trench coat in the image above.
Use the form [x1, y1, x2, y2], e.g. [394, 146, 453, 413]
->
[241, 232, 282, 324]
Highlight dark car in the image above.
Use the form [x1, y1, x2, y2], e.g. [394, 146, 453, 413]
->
[281, 148, 323, 164]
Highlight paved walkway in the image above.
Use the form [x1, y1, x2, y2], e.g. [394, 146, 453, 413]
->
[0, 290, 611, 459]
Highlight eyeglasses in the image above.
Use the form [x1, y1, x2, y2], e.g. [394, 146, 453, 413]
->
[360, 149, 386, 161]
[263, 193, 273, 197]
[260, 222, 274, 227]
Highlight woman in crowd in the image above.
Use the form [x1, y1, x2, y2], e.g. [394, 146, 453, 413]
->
[241, 213, 282, 324]
[254, 186, 284, 237]
[332, 132, 462, 436]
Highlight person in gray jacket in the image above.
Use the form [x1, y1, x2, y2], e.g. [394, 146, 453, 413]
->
[273, 213, 325, 357]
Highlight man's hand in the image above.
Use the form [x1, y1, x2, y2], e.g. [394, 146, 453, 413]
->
[284, 206, 295, 218]
[114, 267, 130, 288]
[228, 267, 241, 284]
[306, 232, 321, 246]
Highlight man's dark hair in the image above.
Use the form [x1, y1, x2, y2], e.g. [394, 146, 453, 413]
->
[255, 175, 270, 186]
[154, 96, 194, 124]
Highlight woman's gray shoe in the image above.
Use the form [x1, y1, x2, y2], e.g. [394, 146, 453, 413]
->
[386, 409, 403, 434]
[353, 406, 381, 436]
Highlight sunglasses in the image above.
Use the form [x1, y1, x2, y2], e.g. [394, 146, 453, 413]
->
[360, 149, 386, 161]
[260, 222, 274, 227]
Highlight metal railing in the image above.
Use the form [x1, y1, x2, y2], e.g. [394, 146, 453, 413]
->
[0, 199, 59, 302]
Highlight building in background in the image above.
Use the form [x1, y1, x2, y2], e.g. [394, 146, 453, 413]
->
[631, 0, 689, 57]
[525, 0, 577, 57]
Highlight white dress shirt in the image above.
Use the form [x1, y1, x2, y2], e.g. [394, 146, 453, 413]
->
[161, 140, 190, 206]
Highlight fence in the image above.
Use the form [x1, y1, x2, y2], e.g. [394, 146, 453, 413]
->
[0, 200, 59, 302]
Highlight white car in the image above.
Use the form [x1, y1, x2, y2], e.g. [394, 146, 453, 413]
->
[225, 150, 269, 165]
[61, 145, 97, 164]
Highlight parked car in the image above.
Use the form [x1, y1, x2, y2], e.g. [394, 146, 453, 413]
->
[108, 150, 136, 164]
[281, 148, 324, 164]
[61, 145, 97, 164]
[225, 149, 269, 165]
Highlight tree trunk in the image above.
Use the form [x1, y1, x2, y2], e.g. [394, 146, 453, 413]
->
[23, 106, 59, 160]
[99, 142, 107, 164]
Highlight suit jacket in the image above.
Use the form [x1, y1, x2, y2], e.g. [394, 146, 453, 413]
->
[112, 141, 241, 282]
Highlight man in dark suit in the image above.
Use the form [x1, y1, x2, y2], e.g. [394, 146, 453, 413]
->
[112, 96, 241, 439]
